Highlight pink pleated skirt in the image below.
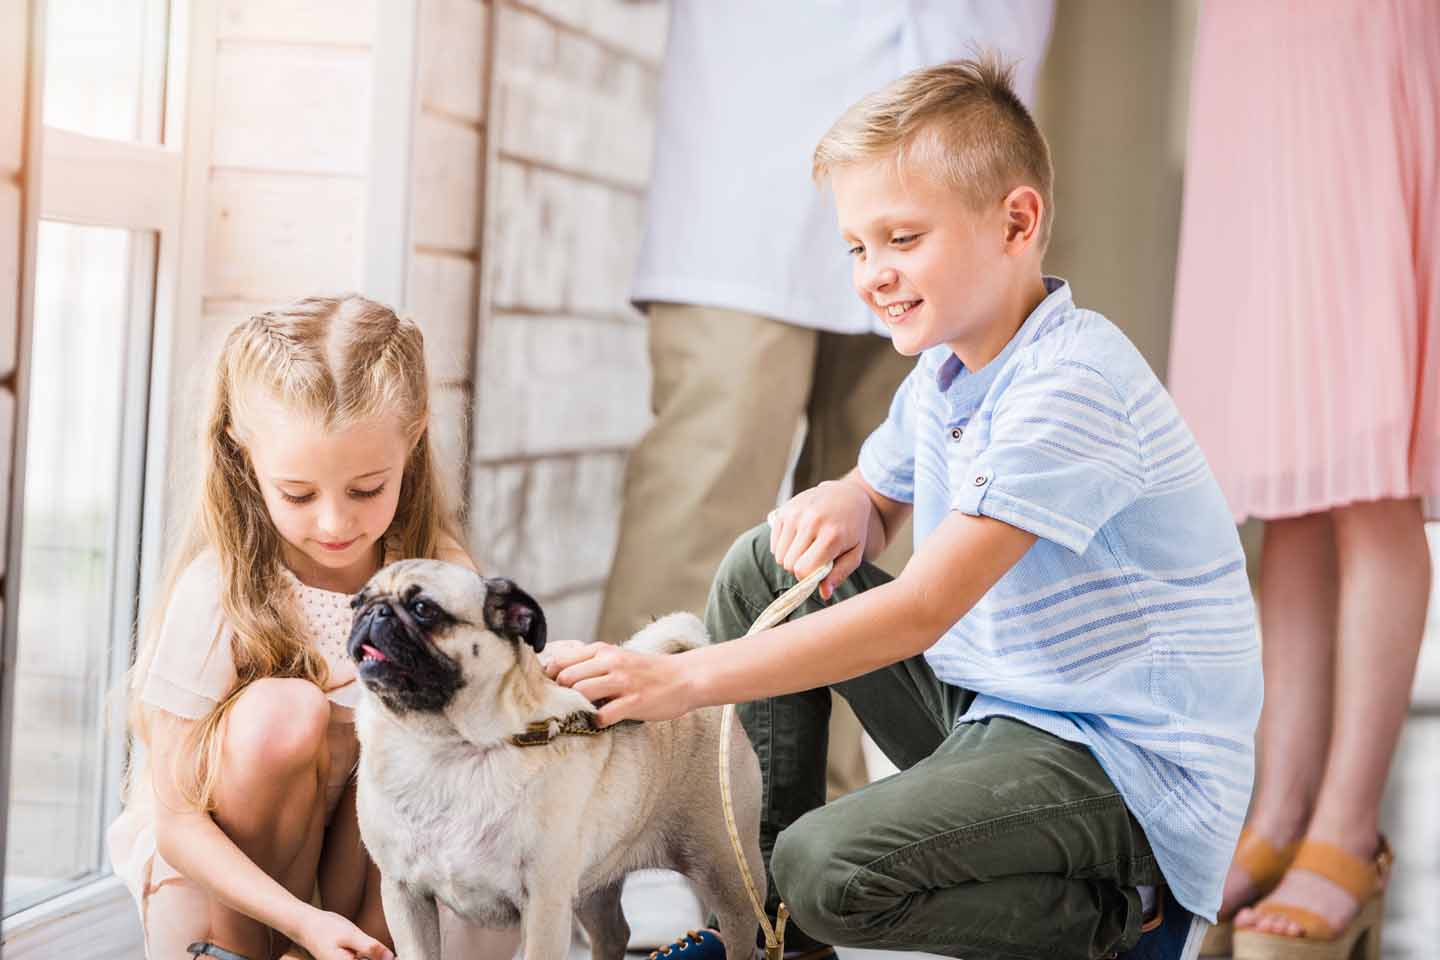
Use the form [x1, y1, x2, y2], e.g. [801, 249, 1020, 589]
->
[1168, 0, 1439, 522]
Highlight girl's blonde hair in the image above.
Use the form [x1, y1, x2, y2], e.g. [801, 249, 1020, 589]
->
[812, 54, 1055, 251]
[126, 294, 458, 810]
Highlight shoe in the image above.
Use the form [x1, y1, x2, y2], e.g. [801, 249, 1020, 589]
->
[648, 929, 728, 960]
[1200, 827, 1301, 956]
[1114, 885, 1208, 960]
[187, 944, 254, 960]
[1230, 835, 1391, 960]
[646, 928, 836, 960]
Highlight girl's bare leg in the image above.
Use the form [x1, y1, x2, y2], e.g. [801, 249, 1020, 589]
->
[147, 678, 334, 960]
[319, 776, 392, 947]
[1239, 497, 1430, 935]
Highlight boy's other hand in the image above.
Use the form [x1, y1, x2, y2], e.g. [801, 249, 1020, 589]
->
[769, 477, 873, 600]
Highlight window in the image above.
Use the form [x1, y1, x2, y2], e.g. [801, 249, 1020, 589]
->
[42, 0, 167, 143]
[4, 223, 155, 914]
[3, 0, 203, 947]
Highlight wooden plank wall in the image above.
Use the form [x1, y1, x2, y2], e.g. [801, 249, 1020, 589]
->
[192, 0, 671, 644]
[406, 0, 488, 526]
[466, 0, 667, 643]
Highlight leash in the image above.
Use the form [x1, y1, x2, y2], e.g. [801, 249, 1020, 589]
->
[719, 560, 831, 960]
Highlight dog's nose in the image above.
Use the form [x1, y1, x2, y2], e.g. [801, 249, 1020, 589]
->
[375, 601, 393, 618]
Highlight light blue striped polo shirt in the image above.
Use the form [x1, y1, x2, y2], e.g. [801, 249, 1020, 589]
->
[858, 277, 1262, 921]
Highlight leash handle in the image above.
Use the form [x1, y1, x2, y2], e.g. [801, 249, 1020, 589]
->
[720, 560, 832, 959]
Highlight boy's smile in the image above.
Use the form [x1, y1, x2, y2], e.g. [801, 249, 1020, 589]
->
[831, 157, 1047, 370]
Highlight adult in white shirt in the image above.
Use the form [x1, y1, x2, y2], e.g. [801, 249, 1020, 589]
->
[600, 0, 1053, 646]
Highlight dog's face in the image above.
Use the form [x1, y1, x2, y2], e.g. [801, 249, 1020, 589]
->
[348, 559, 547, 715]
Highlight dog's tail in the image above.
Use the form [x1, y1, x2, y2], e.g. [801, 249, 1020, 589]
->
[622, 611, 710, 654]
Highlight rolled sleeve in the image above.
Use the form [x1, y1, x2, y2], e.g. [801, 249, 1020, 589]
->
[857, 367, 919, 504]
[953, 361, 1144, 555]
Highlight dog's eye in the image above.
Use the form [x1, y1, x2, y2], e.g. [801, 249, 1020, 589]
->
[410, 599, 437, 622]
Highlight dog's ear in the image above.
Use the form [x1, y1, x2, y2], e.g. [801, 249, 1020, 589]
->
[482, 578, 548, 654]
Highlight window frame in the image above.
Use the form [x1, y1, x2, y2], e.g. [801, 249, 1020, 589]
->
[1, 0, 216, 949]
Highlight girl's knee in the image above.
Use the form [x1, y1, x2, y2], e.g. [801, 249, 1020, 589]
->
[225, 678, 330, 778]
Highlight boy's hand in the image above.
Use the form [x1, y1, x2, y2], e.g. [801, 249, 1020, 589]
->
[769, 477, 874, 600]
[544, 643, 698, 726]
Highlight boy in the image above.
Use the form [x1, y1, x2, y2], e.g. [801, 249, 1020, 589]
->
[546, 57, 1261, 960]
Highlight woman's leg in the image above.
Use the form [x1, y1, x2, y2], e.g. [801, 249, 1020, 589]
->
[1239, 497, 1430, 935]
[145, 678, 335, 960]
[1218, 512, 1339, 917]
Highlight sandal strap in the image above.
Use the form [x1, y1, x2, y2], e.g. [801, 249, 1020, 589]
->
[1250, 903, 1336, 940]
[1289, 835, 1392, 901]
[187, 944, 253, 960]
[1233, 827, 1300, 891]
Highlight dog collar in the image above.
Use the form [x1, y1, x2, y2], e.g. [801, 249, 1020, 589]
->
[509, 710, 607, 747]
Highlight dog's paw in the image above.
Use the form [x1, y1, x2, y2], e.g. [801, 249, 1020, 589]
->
[624, 611, 708, 654]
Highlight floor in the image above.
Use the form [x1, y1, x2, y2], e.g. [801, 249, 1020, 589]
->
[582, 714, 1440, 960]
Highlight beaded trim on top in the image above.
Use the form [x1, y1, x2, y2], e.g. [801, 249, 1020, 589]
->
[278, 565, 361, 706]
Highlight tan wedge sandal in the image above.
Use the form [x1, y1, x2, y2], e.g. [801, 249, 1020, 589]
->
[1199, 828, 1300, 956]
[1229, 835, 1392, 960]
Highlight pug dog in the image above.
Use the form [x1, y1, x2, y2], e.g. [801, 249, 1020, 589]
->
[348, 559, 765, 960]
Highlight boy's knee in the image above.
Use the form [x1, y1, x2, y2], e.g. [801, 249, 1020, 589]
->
[708, 521, 777, 595]
[771, 819, 855, 947]
[225, 678, 330, 777]
[715, 523, 773, 586]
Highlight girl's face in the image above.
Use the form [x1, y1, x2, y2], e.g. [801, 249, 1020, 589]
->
[241, 399, 414, 593]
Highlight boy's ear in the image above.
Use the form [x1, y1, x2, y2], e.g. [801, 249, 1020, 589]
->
[1002, 185, 1043, 250]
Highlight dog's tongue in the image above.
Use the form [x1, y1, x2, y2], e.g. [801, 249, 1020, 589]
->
[362, 644, 389, 663]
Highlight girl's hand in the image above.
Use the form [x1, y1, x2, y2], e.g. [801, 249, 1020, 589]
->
[296, 907, 395, 960]
[768, 477, 874, 599]
[544, 643, 697, 726]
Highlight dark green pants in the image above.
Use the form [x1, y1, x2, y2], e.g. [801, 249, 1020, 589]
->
[705, 526, 1164, 960]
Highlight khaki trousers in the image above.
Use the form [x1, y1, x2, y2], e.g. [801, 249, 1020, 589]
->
[598, 302, 914, 794]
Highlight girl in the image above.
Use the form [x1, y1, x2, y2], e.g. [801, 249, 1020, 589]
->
[108, 295, 476, 959]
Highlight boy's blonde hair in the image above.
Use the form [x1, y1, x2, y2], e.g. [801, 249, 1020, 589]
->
[126, 294, 459, 810]
[812, 54, 1054, 251]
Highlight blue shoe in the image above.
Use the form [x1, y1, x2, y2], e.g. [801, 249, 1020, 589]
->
[646, 928, 836, 960]
[648, 929, 727, 960]
[1114, 886, 1208, 960]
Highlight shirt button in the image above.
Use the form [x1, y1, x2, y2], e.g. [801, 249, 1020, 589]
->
[973, 473, 988, 486]
[950, 427, 963, 441]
